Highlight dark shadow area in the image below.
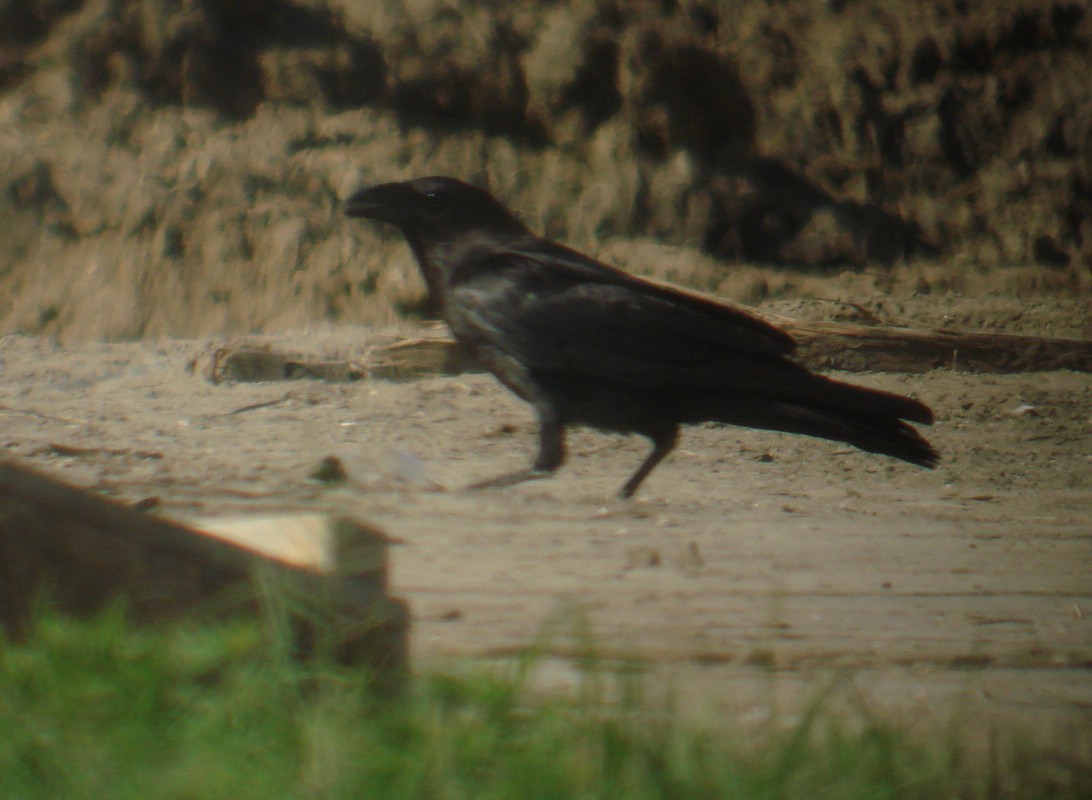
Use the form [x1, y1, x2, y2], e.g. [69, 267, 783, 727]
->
[49, 0, 386, 119]
[558, 36, 624, 134]
[0, 0, 82, 90]
[387, 18, 548, 146]
[629, 34, 932, 267]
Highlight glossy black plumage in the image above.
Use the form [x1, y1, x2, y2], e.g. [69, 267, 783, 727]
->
[345, 176, 938, 497]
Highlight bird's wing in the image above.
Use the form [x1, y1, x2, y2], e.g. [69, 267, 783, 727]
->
[446, 245, 802, 390]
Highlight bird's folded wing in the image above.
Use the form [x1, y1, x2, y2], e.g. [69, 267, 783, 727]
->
[448, 251, 804, 390]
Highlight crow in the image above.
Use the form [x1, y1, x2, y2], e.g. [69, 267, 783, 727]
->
[345, 176, 938, 498]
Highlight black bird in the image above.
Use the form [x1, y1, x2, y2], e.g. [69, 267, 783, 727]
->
[345, 176, 938, 498]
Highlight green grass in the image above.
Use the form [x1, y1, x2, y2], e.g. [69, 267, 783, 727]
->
[0, 609, 1086, 800]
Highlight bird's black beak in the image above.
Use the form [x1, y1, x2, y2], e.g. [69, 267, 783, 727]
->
[343, 181, 418, 224]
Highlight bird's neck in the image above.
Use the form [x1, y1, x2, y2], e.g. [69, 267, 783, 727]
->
[405, 227, 530, 294]
[404, 232, 449, 310]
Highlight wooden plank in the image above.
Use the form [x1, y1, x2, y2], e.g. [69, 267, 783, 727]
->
[193, 339, 479, 384]
[191, 302, 1091, 383]
[371, 319, 1092, 376]
[760, 316, 1092, 373]
[0, 461, 408, 685]
[192, 345, 367, 384]
[357, 327, 1092, 377]
[645, 277, 1092, 373]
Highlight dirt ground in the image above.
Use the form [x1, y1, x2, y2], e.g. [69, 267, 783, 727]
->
[1, 291, 1089, 761]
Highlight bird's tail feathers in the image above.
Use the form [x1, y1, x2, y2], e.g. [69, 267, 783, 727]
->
[706, 397, 939, 468]
[781, 373, 934, 425]
[772, 403, 939, 467]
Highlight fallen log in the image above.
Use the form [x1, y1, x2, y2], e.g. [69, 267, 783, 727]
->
[753, 315, 1092, 373]
[190, 344, 367, 384]
[367, 322, 1092, 377]
[0, 461, 408, 688]
[190, 335, 476, 384]
[194, 316, 1092, 385]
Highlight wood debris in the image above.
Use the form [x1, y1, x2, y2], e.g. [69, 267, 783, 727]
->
[0, 460, 408, 689]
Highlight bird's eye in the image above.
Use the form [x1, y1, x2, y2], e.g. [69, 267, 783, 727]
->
[425, 190, 439, 201]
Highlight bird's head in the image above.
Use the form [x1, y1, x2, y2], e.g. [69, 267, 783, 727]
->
[344, 176, 529, 242]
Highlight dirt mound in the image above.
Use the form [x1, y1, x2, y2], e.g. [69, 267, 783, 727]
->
[1, 0, 1089, 339]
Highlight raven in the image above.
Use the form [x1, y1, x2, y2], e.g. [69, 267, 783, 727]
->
[345, 176, 938, 497]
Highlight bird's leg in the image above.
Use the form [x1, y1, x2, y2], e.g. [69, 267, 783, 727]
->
[619, 426, 678, 499]
[467, 412, 566, 491]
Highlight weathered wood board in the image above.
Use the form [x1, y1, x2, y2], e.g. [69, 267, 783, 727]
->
[196, 321, 1092, 385]
[0, 461, 408, 686]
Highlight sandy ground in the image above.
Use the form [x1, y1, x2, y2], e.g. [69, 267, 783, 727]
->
[1, 317, 1090, 757]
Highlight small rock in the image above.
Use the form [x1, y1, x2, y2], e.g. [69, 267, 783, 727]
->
[1005, 403, 1038, 418]
[310, 455, 348, 483]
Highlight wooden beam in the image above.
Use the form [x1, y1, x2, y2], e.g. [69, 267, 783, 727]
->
[368, 323, 1092, 376]
[194, 314, 1091, 383]
[755, 315, 1092, 373]
[0, 461, 408, 686]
